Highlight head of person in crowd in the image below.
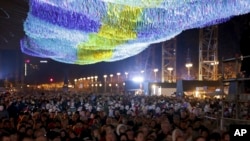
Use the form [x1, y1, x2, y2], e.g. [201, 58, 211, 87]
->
[106, 117, 113, 125]
[126, 120, 134, 130]
[92, 127, 101, 140]
[21, 136, 34, 141]
[2, 119, 12, 130]
[34, 120, 43, 129]
[0, 133, 11, 141]
[61, 112, 69, 120]
[68, 129, 78, 140]
[116, 124, 127, 136]
[194, 136, 206, 141]
[9, 132, 18, 141]
[173, 114, 180, 127]
[199, 126, 209, 139]
[172, 128, 184, 141]
[180, 108, 189, 119]
[189, 111, 196, 121]
[125, 129, 134, 141]
[119, 133, 129, 141]
[35, 136, 48, 141]
[221, 132, 230, 141]
[175, 136, 185, 141]
[72, 111, 80, 122]
[207, 132, 221, 141]
[161, 121, 171, 135]
[145, 130, 157, 141]
[60, 129, 68, 140]
[179, 119, 189, 131]
[32, 112, 40, 120]
[40, 113, 48, 123]
[139, 125, 149, 137]
[34, 128, 46, 139]
[134, 131, 145, 141]
[17, 124, 26, 135]
[105, 124, 115, 134]
[105, 130, 117, 141]
[185, 125, 193, 140]
[73, 120, 84, 136]
[149, 120, 157, 129]
[25, 127, 34, 137]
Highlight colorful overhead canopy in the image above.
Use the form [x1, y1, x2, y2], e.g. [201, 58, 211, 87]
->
[21, 0, 250, 65]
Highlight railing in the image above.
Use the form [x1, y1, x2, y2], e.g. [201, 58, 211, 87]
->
[202, 116, 250, 131]
[225, 94, 250, 102]
[203, 116, 220, 131]
[221, 118, 250, 131]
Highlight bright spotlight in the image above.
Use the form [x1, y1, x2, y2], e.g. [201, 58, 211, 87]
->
[132, 76, 144, 83]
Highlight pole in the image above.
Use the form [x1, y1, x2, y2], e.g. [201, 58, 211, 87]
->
[104, 78, 106, 93]
[220, 57, 224, 131]
[235, 57, 240, 119]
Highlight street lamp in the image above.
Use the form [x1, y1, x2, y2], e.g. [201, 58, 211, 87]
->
[117, 72, 121, 82]
[91, 84, 94, 92]
[94, 76, 98, 82]
[110, 74, 113, 82]
[125, 72, 128, 79]
[109, 83, 112, 93]
[74, 79, 77, 88]
[103, 75, 107, 93]
[185, 62, 193, 80]
[141, 70, 144, 79]
[153, 68, 159, 82]
[115, 83, 119, 93]
[95, 83, 98, 92]
[167, 67, 173, 82]
[211, 61, 219, 66]
[211, 61, 219, 80]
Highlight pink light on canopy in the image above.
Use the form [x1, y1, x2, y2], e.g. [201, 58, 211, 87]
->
[21, 0, 250, 65]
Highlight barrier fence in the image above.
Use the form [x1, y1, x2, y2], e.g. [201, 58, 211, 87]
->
[203, 116, 250, 131]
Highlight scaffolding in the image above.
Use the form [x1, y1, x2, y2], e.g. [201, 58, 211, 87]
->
[161, 38, 177, 83]
[199, 26, 219, 80]
[220, 55, 250, 130]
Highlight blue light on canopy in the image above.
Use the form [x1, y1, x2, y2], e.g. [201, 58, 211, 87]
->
[21, 0, 250, 65]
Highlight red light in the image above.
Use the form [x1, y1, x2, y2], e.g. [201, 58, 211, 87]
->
[25, 59, 30, 63]
[50, 78, 53, 82]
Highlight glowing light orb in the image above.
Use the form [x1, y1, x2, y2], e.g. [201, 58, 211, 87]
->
[21, 0, 250, 65]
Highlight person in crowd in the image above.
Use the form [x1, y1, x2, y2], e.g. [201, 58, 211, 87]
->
[157, 121, 171, 141]
[125, 129, 134, 141]
[134, 131, 144, 141]
[172, 128, 184, 141]
[194, 136, 206, 141]
[0, 133, 11, 141]
[119, 133, 128, 141]
[0, 105, 9, 119]
[221, 132, 230, 141]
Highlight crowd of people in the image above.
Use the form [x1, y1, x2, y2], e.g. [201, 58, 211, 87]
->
[0, 90, 247, 141]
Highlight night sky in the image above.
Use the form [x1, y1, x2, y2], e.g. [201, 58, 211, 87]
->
[0, 0, 250, 84]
